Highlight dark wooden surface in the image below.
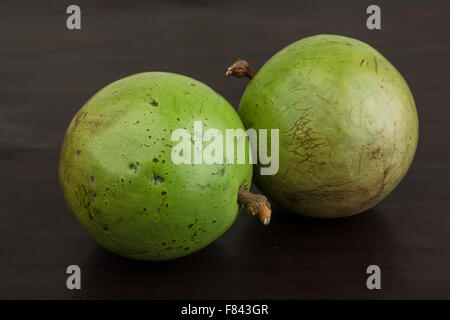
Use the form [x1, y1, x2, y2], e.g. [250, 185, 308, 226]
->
[1, 0, 449, 299]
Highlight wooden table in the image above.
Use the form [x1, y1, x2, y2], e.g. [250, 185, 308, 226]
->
[1, 0, 449, 299]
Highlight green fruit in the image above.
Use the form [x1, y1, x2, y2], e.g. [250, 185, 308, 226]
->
[231, 34, 419, 218]
[59, 72, 253, 260]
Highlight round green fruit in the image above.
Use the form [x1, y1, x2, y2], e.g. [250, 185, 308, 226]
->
[59, 72, 269, 261]
[227, 34, 419, 218]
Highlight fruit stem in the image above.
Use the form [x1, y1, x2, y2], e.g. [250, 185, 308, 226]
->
[225, 60, 257, 79]
[238, 188, 271, 225]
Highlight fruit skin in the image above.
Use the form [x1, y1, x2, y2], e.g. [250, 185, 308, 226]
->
[238, 34, 419, 218]
[59, 72, 252, 260]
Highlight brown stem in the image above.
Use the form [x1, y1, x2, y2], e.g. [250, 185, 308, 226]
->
[225, 60, 257, 80]
[238, 188, 272, 225]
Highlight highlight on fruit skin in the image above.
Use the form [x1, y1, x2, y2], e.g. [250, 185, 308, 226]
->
[59, 72, 271, 261]
[227, 34, 419, 218]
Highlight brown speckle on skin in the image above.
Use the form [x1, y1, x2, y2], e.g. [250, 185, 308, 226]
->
[188, 224, 194, 228]
[152, 174, 165, 185]
[149, 99, 159, 107]
[370, 146, 381, 159]
[90, 176, 95, 183]
[71, 111, 87, 133]
[161, 191, 167, 195]
[153, 158, 159, 163]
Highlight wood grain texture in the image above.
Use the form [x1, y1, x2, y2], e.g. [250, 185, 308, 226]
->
[0, 0, 449, 299]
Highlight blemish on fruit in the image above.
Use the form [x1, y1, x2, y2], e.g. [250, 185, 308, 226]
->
[152, 174, 165, 185]
[149, 99, 159, 107]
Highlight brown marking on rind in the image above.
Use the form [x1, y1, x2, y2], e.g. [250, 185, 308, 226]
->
[282, 163, 292, 180]
[86, 207, 94, 220]
[284, 108, 328, 164]
[360, 59, 365, 66]
[283, 163, 392, 217]
[374, 57, 378, 74]
[370, 146, 381, 159]
[286, 86, 308, 94]
[284, 184, 371, 217]
[316, 94, 331, 104]
[71, 111, 87, 133]
[80, 183, 96, 220]
[314, 178, 361, 190]
[357, 165, 392, 212]
[87, 118, 103, 133]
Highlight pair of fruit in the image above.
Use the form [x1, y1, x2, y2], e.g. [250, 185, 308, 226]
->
[59, 35, 419, 260]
